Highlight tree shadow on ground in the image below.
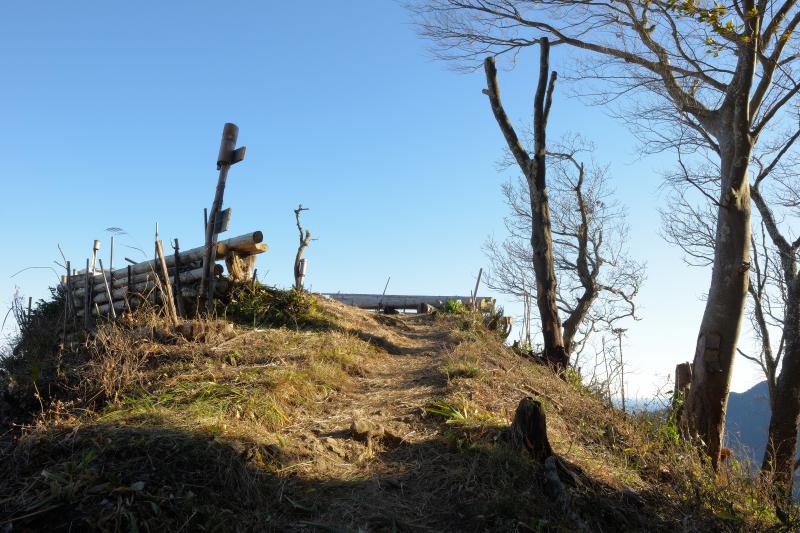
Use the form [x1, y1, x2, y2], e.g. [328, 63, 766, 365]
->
[0, 414, 741, 533]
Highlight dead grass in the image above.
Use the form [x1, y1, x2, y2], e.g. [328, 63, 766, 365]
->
[0, 293, 794, 531]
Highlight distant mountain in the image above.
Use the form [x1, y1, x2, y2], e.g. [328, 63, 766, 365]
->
[725, 380, 772, 466]
[725, 380, 800, 494]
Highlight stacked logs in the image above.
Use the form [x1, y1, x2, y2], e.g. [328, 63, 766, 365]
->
[63, 231, 266, 318]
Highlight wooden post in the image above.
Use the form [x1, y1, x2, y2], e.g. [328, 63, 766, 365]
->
[471, 267, 483, 310]
[125, 265, 133, 312]
[91, 240, 101, 273]
[199, 123, 245, 312]
[65, 260, 72, 319]
[84, 258, 91, 329]
[98, 259, 117, 319]
[109, 236, 115, 301]
[173, 239, 185, 318]
[156, 240, 179, 326]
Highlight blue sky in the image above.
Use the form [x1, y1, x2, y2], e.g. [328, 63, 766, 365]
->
[0, 1, 764, 395]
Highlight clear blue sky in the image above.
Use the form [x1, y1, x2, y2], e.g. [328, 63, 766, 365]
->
[0, 1, 763, 395]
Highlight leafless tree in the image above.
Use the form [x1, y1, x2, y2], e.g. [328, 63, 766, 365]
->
[485, 137, 644, 367]
[413, 0, 800, 469]
[293, 205, 312, 291]
[483, 39, 569, 369]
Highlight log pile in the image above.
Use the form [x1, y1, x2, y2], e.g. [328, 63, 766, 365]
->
[62, 231, 267, 319]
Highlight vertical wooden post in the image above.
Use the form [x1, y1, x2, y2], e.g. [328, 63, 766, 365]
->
[125, 265, 133, 312]
[471, 267, 483, 311]
[84, 258, 91, 329]
[156, 240, 179, 327]
[173, 238, 185, 318]
[199, 123, 245, 313]
[98, 259, 117, 320]
[65, 260, 73, 321]
[91, 240, 101, 273]
[109, 236, 115, 300]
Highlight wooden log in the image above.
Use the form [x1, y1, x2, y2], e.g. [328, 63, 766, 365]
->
[75, 266, 218, 306]
[79, 285, 209, 317]
[68, 231, 265, 287]
[322, 294, 495, 311]
[74, 265, 191, 298]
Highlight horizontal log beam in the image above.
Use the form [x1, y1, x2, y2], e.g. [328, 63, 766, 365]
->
[74, 265, 222, 305]
[321, 293, 495, 310]
[67, 231, 265, 289]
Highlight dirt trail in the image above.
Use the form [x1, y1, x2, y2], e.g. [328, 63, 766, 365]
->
[278, 312, 465, 529]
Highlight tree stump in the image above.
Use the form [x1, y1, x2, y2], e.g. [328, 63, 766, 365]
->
[511, 396, 554, 463]
[225, 252, 256, 283]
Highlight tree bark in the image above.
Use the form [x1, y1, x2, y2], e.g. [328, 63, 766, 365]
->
[762, 323, 800, 493]
[683, 134, 753, 469]
[483, 38, 567, 370]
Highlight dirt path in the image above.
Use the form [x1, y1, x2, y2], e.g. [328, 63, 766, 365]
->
[278, 313, 463, 529]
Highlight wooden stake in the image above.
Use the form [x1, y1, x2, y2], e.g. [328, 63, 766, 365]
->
[173, 239, 185, 318]
[84, 258, 91, 329]
[109, 236, 115, 301]
[97, 259, 117, 319]
[156, 240, 179, 326]
[125, 265, 132, 312]
[471, 267, 483, 311]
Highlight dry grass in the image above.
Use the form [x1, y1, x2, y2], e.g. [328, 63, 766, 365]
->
[0, 293, 794, 531]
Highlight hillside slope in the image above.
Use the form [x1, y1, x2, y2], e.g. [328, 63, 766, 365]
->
[0, 293, 786, 531]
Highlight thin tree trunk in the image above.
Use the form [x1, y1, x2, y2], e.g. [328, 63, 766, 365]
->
[683, 136, 753, 469]
[762, 281, 800, 494]
[483, 38, 567, 370]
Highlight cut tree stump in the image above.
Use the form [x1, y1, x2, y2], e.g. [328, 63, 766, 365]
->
[511, 396, 554, 462]
[225, 252, 256, 283]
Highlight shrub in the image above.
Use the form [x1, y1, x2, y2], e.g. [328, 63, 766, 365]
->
[221, 283, 322, 328]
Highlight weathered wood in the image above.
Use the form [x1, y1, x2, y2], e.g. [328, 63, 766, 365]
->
[83, 258, 90, 329]
[75, 266, 217, 306]
[156, 240, 179, 326]
[225, 252, 257, 283]
[510, 396, 554, 463]
[201, 123, 245, 312]
[69, 231, 265, 288]
[323, 293, 495, 311]
[675, 362, 693, 395]
[471, 267, 483, 310]
[173, 239, 185, 318]
[97, 259, 116, 319]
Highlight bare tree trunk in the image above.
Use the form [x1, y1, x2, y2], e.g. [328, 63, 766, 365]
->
[762, 326, 800, 493]
[683, 136, 753, 469]
[483, 38, 567, 370]
[293, 205, 311, 291]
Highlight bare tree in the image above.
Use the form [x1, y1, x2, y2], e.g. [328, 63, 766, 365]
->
[485, 137, 644, 366]
[414, 0, 800, 468]
[483, 39, 567, 368]
[293, 205, 312, 291]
